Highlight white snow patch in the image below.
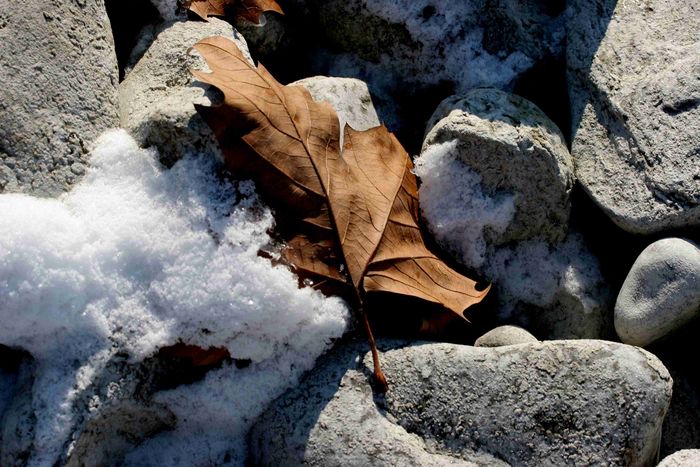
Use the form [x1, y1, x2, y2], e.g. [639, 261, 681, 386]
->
[487, 234, 605, 317]
[413, 140, 515, 268]
[0, 130, 348, 465]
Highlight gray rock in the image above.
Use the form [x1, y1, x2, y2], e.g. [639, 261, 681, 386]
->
[0, 0, 119, 196]
[474, 325, 538, 347]
[290, 76, 381, 131]
[249, 340, 507, 467]
[251, 339, 672, 467]
[119, 19, 252, 166]
[658, 450, 700, 467]
[422, 88, 574, 245]
[615, 238, 700, 347]
[567, 0, 700, 233]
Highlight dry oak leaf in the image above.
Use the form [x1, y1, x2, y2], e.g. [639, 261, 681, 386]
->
[185, 0, 283, 24]
[191, 37, 489, 386]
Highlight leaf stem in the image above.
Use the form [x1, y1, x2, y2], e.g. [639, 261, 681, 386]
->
[357, 301, 388, 393]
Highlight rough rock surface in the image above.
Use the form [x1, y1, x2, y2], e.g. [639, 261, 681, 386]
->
[615, 238, 700, 347]
[250, 340, 507, 467]
[567, 0, 700, 233]
[474, 325, 538, 347]
[119, 18, 251, 167]
[251, 339, 672, 467]
[290, 76, 381, 131]
[658, 450, 700, 467]
[0, 0, 119, 196]
[423, 89, 574, 245]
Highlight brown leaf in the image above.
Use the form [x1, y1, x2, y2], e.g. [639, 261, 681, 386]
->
[158, 343, 230, 367]
[191, 37, 489, 388]
[185, 0, 284, 24]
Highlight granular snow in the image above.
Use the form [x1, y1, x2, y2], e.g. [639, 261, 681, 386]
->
[413, 140, 516, 269]
[0, 130, 348, 465]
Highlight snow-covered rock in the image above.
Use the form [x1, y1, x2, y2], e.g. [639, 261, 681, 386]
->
[281, 0, 565, 133]
[65, 401, 176, 467]
[120, 19, 252, 167]
[0, 0, 119, 196]
[422, 88, 574, 246]
[0, 130, 349, 465]
[615, 238, 700, 347]
[567, 0, 700, 233]
[416, 90, 609, 339]
[474, 325, 538, 347]
[290, 76, 381, 131]
[485, 234, 611, 339]
[252, 339, 672, 466]
[659, 450, 700, 467]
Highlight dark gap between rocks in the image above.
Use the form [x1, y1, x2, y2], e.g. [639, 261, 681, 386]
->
[514, 55, 571, 144]
[568, 185, 647, 292]
[392, 80, 457, 155]
[570, 185, 700, 294]
[365, 291, 498, 346]
[649, 318, 700, 456]
[254, 1, 328, 84]
[105, 0, 162, 81]
[536, 0, 567, 17]
[0, 344, 31, 372]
